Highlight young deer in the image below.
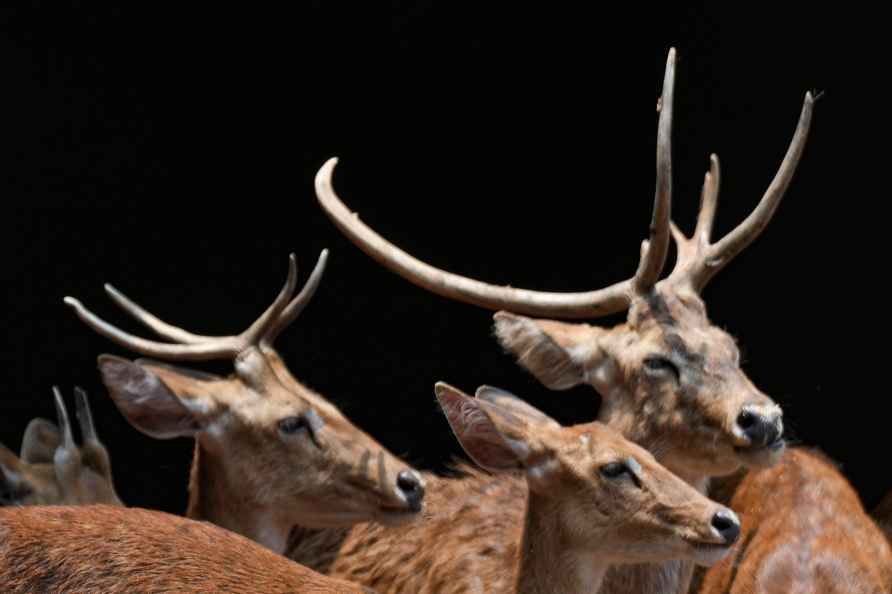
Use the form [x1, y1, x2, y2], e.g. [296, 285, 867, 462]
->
[695, 448, 892, 594]
[1, 387, 121, 507]
[319, 383, 740, 593]
[64, 252, 425, 554]
[0, 505, 375, 593]
[315, 48, 814, 593]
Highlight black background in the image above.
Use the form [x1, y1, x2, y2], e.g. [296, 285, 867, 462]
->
[1, 3, 887, 516]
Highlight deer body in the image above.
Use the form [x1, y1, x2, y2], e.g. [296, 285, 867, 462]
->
[0, 505, 373, 594]
[696, 448, 892, 594]
[315, 47, 815, 594]
[65, 253, 424, 554]
[303, 384, 740, 593]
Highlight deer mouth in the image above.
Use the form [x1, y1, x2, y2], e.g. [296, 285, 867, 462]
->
[734, 436, 785, 468]
[684, 540, 734, 566]
[375, 504, 422, 527]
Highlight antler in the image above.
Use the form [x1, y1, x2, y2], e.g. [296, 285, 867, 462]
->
[64, 251, 328, 361]
[315, 50, 677, 320]
[667, 92, 816, 291]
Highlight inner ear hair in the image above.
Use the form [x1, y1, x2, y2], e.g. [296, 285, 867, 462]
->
[493, 313, 587, 390]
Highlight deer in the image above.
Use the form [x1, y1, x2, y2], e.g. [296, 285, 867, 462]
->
[0, 504, 376, 593]
[693, 447, 892, 594]
[63, 251, 426, 555]
[1, 386, 121, 507]
[314, 47, 815, 594]
[308, 382, 740, 593]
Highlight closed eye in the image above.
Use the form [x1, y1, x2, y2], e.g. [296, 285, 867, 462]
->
[278, 411, 323, 448]
[600, 461, 642, 488]
[278, 415, 308, 435]
[643, 355, 680, 380]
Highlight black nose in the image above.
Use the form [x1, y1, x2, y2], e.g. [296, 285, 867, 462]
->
[711, 509, 740, 544]
[396, 470, 424, 512]
[736, 407, 782, 448]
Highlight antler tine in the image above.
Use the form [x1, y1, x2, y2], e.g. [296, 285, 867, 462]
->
[694, 154, 721, 244]
[262, 249, 329, 347]
[52, 387, 75, 450]
[670, 92, 816, 291]
[64, 296, 242, 361]
[633, 47, 676, 293]
[237, 254, 298, 346]
[73, 387, 97, 443]
[65, 254, 299, 361]
[698, 92, 816, 287]
[104, 284, 211, 344]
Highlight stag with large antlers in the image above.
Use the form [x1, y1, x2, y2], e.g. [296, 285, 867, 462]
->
[315, 48, 815, 593]
[64, 252, 425, 554]
[1, 387, 121, 507]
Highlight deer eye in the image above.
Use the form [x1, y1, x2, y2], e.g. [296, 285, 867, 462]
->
[643, 356, 680, 379]
[600, 462, 629, 479]
[278, 416, 308, 435]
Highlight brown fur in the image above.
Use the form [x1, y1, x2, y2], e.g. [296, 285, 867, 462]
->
[299, 386, 738, 593]
[495, 288, 784, 594]
[97, 347, 423, 554]
[0, 505, 373, 593]
[696, 448, 892, 594]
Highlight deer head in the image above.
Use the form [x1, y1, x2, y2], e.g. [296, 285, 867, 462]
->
[0, 387, 121, 507]
[64, 252, 425, 535]
[315, 48, 815, 481]
[435, 383, 740, 572]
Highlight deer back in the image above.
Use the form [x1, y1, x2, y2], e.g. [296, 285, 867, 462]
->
[0, 505, 374, 594]
[696, 448, 892, 594]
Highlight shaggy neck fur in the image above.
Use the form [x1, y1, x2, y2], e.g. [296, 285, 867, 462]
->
[185, 441, 289, 554]
[517, 490, 607, 594]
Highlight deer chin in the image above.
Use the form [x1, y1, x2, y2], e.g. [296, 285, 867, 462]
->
[734, 437, 786, 469]
[684, 539, 734, 567]
[374, 506, 422, 527]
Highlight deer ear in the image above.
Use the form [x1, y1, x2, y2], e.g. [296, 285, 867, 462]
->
[20, 418, 61, 464]
[493, 312, 606, 390]
[98, 355, 216, 439]
[474, 386, 560, 431]
[436, 382, 540, 472]
[0, 443, 23, 479]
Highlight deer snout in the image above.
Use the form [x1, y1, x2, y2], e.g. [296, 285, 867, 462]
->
[735, 404, 783, 449]
[395, 470, 425, 512]
[710, 508, 741, 545]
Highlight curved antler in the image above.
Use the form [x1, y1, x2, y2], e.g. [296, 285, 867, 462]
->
[64, 252, 328, 361]
[668, 92, 816, 291]
[315, 50, 678, 320]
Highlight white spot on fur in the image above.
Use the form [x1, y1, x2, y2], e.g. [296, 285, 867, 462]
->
[254, 512, 288, 554]
[527, 457, 559, 481]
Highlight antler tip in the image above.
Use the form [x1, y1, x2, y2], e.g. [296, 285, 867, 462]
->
[63, 296, 81, 309]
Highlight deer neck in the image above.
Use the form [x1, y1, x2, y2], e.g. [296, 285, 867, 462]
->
[186, 439, 290, 554]
[517, 489, 608, 594]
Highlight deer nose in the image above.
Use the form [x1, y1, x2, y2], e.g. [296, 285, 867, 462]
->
[396, 470, 425, 512]
[736, 406, 783, 448]
[710, 508, 741, 545]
